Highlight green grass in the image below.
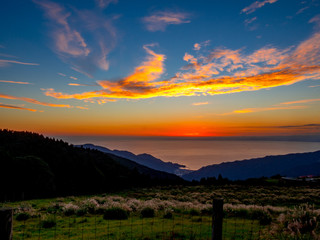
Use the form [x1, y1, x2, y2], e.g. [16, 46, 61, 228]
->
[3, 184, 320, 239]
[12, 213, 262, 240]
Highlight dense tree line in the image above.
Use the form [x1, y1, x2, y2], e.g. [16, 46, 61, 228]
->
[0, 129, 183, 201]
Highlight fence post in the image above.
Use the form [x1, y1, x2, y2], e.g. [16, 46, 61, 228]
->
[0, 208, 13, 240]
[212, 198, 223, 240]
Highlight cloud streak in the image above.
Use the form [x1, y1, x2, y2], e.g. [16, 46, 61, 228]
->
[143, 11, 190, 32]
[0, 59, 39, 67]
[95, 0, 118, 9]
[68, 83, 97, 86]
[0, 93, 71, 108]
[0, 103, 38, 112]
[241, 0, 278, 14]
[0, 80, 31, 85]
[220, 105, 307, 115]
[192, 102, 209, 106]
[280, 98, 320, 105]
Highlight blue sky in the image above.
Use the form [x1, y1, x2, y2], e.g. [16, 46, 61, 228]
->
[0, 0, 320, 137]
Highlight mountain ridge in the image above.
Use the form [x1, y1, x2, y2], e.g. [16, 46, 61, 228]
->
[79, 143, 192, 176]
[183, 150, 320, 181]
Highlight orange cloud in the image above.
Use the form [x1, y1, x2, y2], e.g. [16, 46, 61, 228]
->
[220, 105, 307, 115]
[143, 11, 190, 31]
[192, 102, 209, 106]
[280, 98, 320, 105]
[43, 32, 320, 102]
[0, 93, 71, 108]
[68, 83, 96, 86]
[0, 103, 38, 112]
[0, 80, 31, 84]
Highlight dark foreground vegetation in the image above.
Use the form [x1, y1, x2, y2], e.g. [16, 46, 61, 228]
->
[1, 185, 320, 239]
[0, 129, 183, 201]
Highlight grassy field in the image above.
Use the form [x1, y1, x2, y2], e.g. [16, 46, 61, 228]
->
[2, 184, 320, 239]
[12, 214, 264, 240]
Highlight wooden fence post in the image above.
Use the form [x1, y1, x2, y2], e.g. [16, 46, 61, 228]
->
[0, 208, 13, 240]
[212, 198, 223, 240]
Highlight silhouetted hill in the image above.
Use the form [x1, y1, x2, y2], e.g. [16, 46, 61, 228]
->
[0, 130, 183, 201]
[80, 144, 192, 175]
[183, 151, 320, 181]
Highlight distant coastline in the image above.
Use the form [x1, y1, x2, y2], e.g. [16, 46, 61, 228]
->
[56, 135, 320, 170]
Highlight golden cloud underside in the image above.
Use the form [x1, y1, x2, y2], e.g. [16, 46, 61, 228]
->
[44, 64, 320, 100]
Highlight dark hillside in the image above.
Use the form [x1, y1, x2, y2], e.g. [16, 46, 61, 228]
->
[0, 130, 182, 201]
[183, 150, 320, 181]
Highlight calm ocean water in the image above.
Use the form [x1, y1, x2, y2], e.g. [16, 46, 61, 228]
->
[59, 136, 320, 170]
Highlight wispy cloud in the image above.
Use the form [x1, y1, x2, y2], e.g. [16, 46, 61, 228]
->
[0, 93, 71, 108]
[218, 98, 320, 115]
[58, 72, 67, 77]
[297, 6, 309, 15]
[34, 0, 90, 57]
[277, 124, 320, 129]
[280, 98, 320, 105]
[43, 31, 320, 102]
[309, 14, 320, 29]
[192, 102, 209, 106]
[0, 103, 38, 112]
[68, 83, 97, 86]
[95, 0, 118, 9]
[244, 17, 258, 30]
[194, 43, 201, 51]
[76, 106, 89, 110]
[241, 0, 278, 14]
[244, 17, 257, 26]
[0, 80, 31, 85]
[193, 40, 210, 51]
[69, 76, 78, 80]
[34, 0, 117, 77]
[143, 11, 190, 32]
[309, 84, 320, 88]
[0, 59, 39, 67]
[220, 105, 307, 115]
[0, 53, 18, 58]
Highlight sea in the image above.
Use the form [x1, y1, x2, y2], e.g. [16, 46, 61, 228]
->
[58, 136, 320, 170]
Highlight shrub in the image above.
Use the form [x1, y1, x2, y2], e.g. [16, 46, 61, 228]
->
[46, 203, 62, 214]
[270, 204, 320, 239]
[250, 209, 265, 220]
[163, 211, 173, 219]
[189, 209, 200, 216]
[41, 215, 56, 228]
[76, 208, 87, 216]
[62, 203, 79, 216]
[103, 208, 128, 220]
[15, 212, 30, 221]
[201, 207, 213, 215]
[141, 207, 155, 218]
[259, 212, 272, 225]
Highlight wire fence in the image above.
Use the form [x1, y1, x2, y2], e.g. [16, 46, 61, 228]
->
[3, 199, 319, 240]
[10, 211, 272, 240]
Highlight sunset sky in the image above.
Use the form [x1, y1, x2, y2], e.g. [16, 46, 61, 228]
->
[1, 0, 320, 137]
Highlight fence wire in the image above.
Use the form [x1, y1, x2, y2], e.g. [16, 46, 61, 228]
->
[12, 212, 277, 240]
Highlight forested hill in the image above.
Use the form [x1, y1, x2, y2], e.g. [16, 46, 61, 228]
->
[0, 130, 183, 201]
